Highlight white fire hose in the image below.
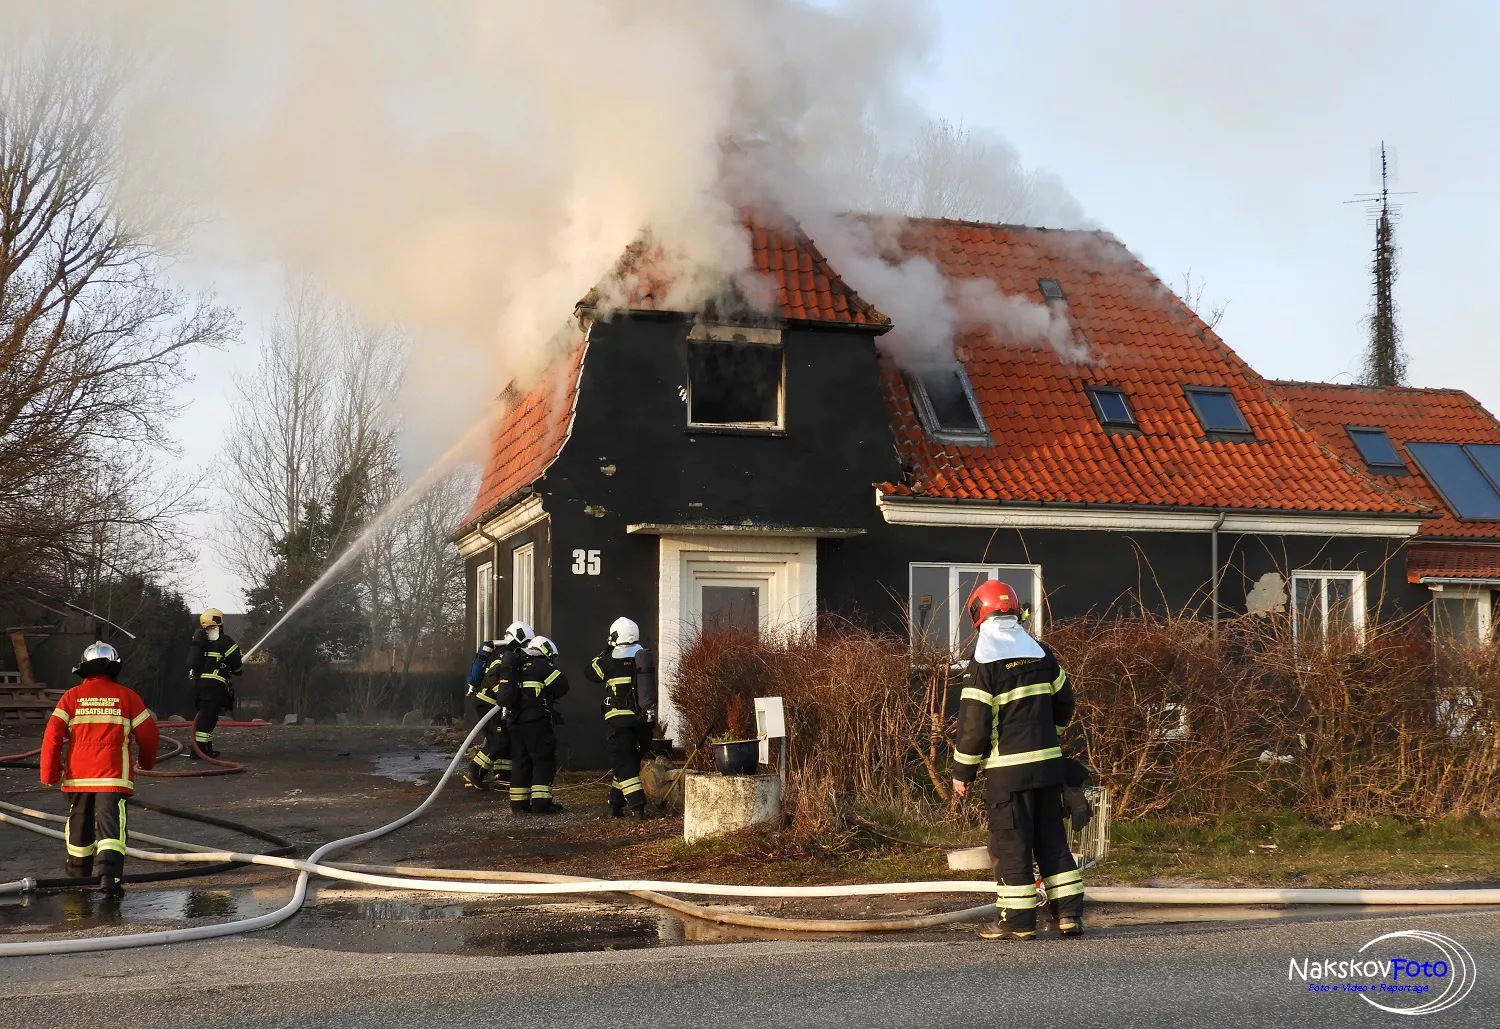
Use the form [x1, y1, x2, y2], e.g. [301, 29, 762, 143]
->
[4, 706, 1499, 956]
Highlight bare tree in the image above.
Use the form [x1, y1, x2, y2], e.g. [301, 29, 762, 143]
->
[0, 43, 232, 596]
[1175, 268, 1228, 331]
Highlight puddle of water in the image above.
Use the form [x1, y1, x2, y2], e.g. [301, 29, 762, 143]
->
[369, 751, 453, 784]
[0, 888, 286, 931]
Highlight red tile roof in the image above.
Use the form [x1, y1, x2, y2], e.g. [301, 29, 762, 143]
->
[1271, 381, 1500, 539]
[580, 215, 889, 328]
[878, 219, 1424, 516]
[461, 340, 586, 528]
[1406, 543, 1500, 583]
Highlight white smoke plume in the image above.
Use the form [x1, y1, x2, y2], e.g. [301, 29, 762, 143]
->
[6, 0, 1090, 440]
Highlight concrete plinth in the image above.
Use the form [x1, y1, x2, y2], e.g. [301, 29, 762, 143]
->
[947, 845, 991, 871]
[683, 771, 782, 843]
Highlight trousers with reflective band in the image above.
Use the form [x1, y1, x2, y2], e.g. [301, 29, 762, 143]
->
[606, 719, 648, 811]
[987, 784, 1082, 931]
[66, 792, 128, 879]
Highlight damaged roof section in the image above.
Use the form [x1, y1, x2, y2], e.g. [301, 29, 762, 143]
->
[579, 213, 890, 329]
[879, 218, 1426, 517]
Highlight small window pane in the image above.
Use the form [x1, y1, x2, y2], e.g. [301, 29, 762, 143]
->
[1347, 428, 1404, 468]
[1436, 596, 1481, 645]
[512, 545, 534, 627]
[1294, 576, 1321, 640]
[1407, 443, 1500, 519]
[916, 366, 984, 433]
[1185, 388, 1248, 432]
[702, 585, 760, 634]
[1090, 388, 1134, 426]
[475, 563, 494, 646]
[1038, 279, 1065, 300]
[689, 341, 782, 425]
[910, 566, 951, 653]
[955, 569, 989, 653]
[1326, 578, 1355, 635]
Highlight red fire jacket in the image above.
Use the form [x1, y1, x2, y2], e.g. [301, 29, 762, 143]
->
[41, 676, 159, 794]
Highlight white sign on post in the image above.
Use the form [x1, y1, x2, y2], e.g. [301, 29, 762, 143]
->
[755, 696, 786, 765]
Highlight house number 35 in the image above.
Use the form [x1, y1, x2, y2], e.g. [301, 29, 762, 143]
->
[572, 549, 601, 575]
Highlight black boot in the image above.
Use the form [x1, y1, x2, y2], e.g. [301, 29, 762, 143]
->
[529, 800, 564, 815]
[629, 805, 650, 821]
[463, 765, 490, 790]
[99, 873, 125, 899]
[510, 800, 531, 814]
[66, 859, 94, 879]
[187, 747, 202, 761]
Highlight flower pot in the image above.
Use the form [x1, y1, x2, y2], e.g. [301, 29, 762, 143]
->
[712, 739, 760, 776]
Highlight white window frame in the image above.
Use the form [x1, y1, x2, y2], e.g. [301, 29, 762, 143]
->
[512, 543, 535, 628]
[1430, 585, 1494, 647]
[1290, 570, 1367, 645]
[474, 562, 494, 647]
[908, 562, 1044, 652]
[685, 324, 786, 432]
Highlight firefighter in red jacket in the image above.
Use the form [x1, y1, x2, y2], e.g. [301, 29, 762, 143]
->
[951, 581, 1084, 940]
[40, 641, 160, 897]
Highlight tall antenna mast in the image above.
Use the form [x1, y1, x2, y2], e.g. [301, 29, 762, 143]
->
[1346, 142, 1414, 387]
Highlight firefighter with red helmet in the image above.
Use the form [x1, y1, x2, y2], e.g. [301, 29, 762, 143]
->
[40, 642, 160, 898]
[951, 579, 1084, 940]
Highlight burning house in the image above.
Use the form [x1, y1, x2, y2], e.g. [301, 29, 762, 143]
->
[454, 214, 1472, 766]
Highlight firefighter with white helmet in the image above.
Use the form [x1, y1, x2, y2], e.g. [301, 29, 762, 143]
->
[951, 580, 1084, 940]
[186, 608, 242, 759]
[41, 642, 159, 897]
[585, 616, 657, 819]
[496, 635, 569, 814]
[465, 620, 533, 794]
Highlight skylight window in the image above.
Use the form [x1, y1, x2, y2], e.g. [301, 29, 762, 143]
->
[1183, 386, 1250, 434]
[1087, 386, 1136, 428]
[906, 364, 990, 442]
[1345, 427, 1405, 471]
[1038, 279, 1065, 301]
[1407, 443, 1500, 520]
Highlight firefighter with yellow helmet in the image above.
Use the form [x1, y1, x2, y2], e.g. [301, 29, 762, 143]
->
[187, 608, 242, 759]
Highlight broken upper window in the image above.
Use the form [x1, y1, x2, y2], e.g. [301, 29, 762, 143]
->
[906, 364, 990, 443]
[686, 328, 784, 430]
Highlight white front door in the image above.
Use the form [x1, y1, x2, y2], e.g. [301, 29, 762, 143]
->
[656, 534, 817, 741]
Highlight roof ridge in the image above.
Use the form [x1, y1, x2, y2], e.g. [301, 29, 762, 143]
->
[892, 215, 1114, 236]
[1269, 378, 1477, 398]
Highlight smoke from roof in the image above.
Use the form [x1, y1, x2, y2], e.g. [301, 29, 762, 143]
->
[7, 0, 1091, 448]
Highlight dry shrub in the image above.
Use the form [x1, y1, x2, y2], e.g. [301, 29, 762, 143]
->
[670, 612, 1500, 832]
[669, 618, 953, 836]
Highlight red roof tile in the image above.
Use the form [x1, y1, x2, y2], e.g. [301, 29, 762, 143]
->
[580, 214, 889, 328]
[1406, 543, 1500, 583]
[461, 340, 586, 528]
[880, 220, 1424, 515]
[1271, 381, 1500, 539]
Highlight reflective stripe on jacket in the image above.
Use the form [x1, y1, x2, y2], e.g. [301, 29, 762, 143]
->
[41, 676, 159, 794]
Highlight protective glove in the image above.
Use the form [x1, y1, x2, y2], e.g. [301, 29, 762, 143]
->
[1062, 785, 1093, 832]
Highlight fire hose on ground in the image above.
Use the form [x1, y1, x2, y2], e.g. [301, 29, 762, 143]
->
[4, 706, 1500, 956]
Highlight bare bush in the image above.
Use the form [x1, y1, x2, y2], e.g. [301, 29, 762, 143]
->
[670, 612, 1500, 835]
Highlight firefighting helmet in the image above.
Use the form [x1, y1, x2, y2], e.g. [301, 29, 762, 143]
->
[200, 608, 225, 629]
[608, 617, 640, 646]
[529, 636, 558, 660]
[501, 621, 534, 647]
[967, 580, 1022, 627]
[73, 640, 122, 677]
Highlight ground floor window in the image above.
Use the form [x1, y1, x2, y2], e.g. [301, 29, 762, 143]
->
[512, 544, 535, 627]
[1291, 570, 1366, 645]
[909, 563, 1043, 654]
[1433, 588, 1494, 648]
[475, 562, 494, 646]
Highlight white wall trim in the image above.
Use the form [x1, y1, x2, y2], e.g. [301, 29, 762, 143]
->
[656, 533, 818, 742]
[456, 495, 547, 557]
[876, 492, 1423, 539]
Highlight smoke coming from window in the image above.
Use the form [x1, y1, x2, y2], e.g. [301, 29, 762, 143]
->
[5, 1, 1091, 445]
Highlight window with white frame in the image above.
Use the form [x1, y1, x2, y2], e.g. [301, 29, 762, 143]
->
[909, 563, 1043, 655]
[1432, 587, 1494, 648]
[475, 562, 494, 646]
[512, 544, 535, 627]
[1291, 570, 1366, 645]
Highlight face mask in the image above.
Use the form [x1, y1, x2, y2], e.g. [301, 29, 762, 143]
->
[206, 626, 220, 641]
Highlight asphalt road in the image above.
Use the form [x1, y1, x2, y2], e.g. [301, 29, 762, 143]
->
[4, 906, 1498, 1028]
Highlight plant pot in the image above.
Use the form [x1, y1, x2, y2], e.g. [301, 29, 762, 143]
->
[712, 739, 760, 776]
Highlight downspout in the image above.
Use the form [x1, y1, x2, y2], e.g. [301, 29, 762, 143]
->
[1211, 512, 1226, 646]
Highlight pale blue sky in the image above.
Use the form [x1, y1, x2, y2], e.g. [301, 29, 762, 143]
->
[171, 0, 1499, 608]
